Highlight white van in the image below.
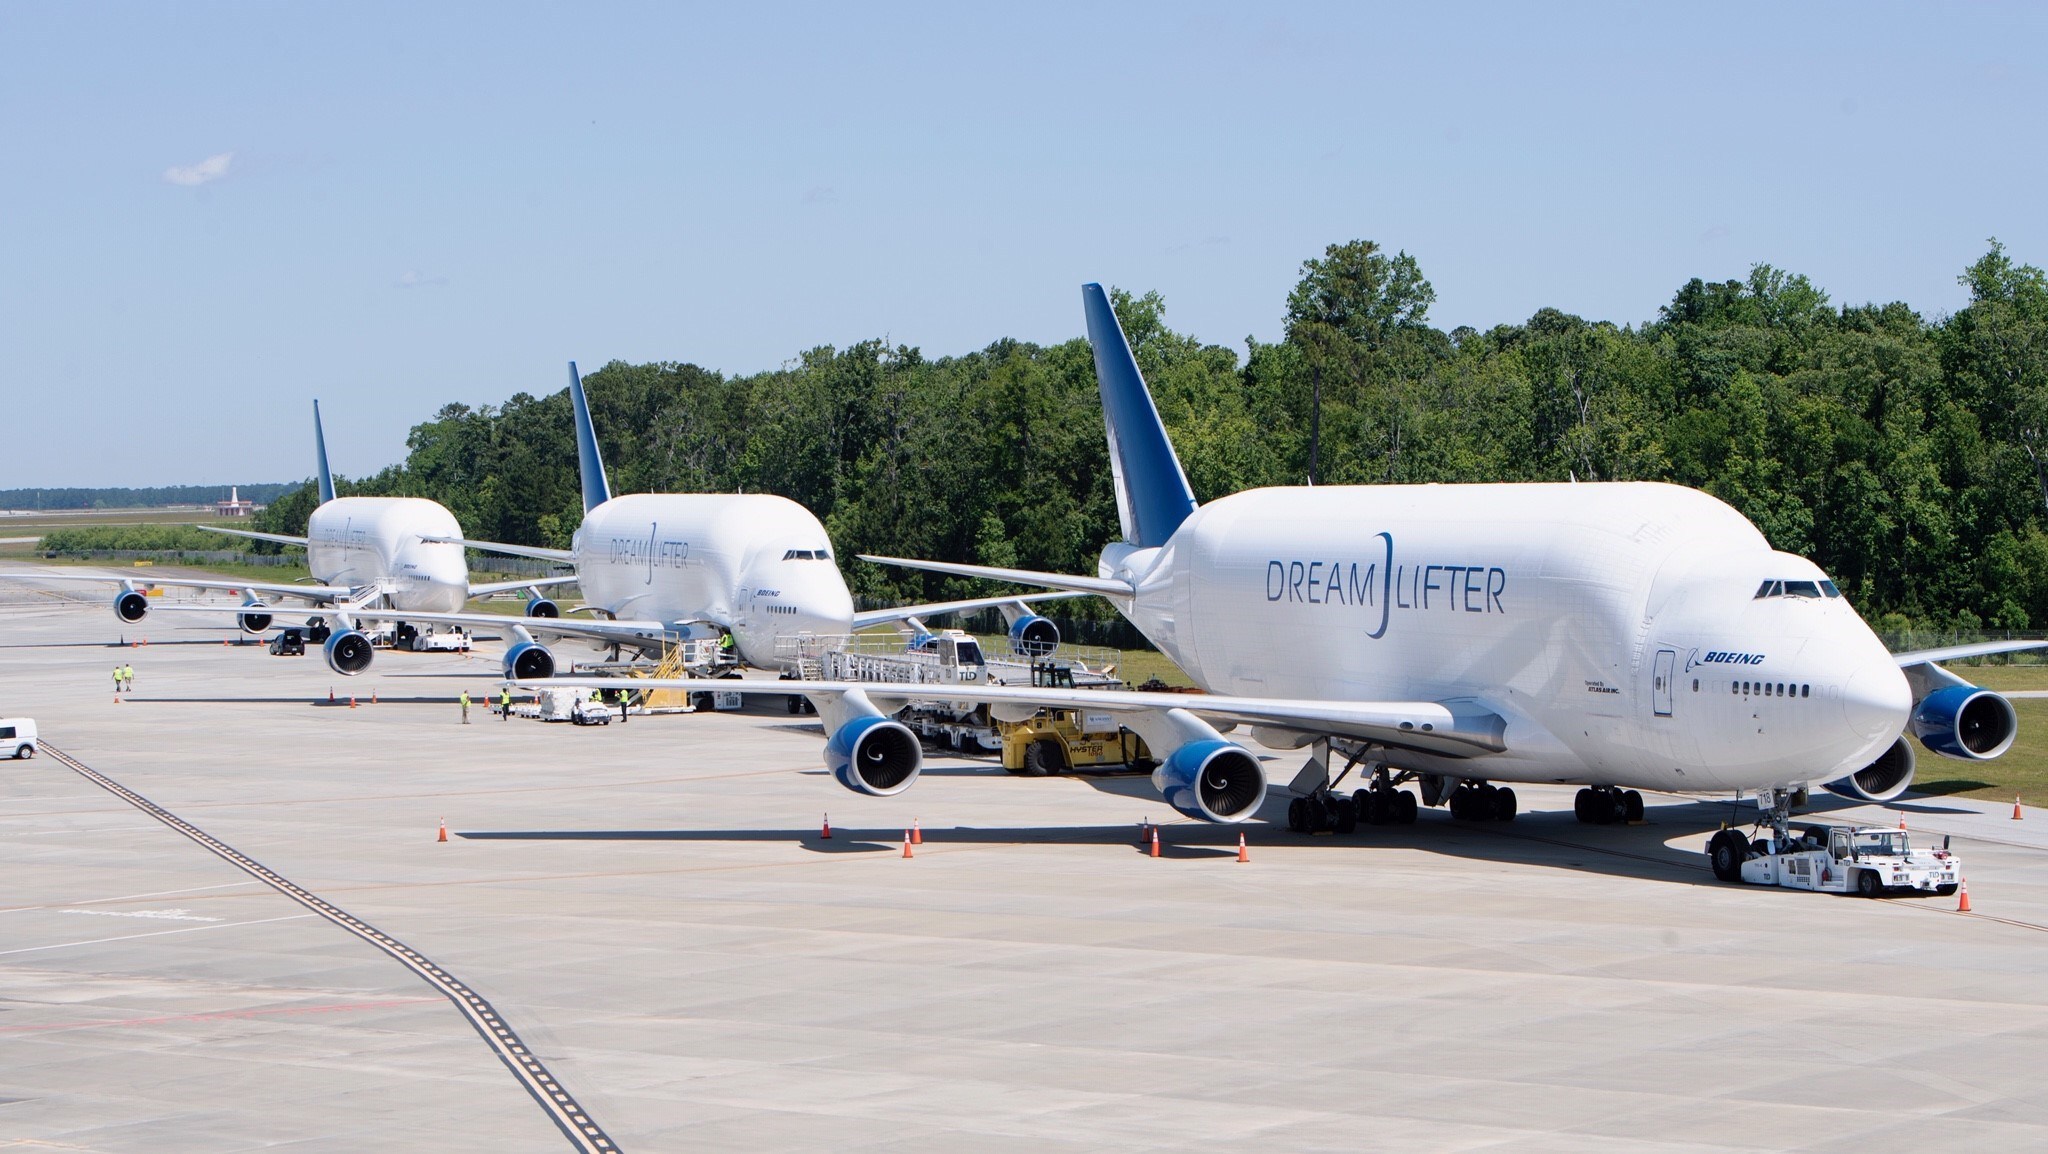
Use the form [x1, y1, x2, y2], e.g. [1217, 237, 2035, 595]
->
[1, 718, 36, 759]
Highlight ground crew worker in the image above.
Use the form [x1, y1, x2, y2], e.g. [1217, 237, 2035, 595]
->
[620, 691, 630, 723]
[720, 631, 735, 660]
[500, 688, 512, 720]
[113, 665, 123, 694]
[122, 664, 134, 692]
[460, 691, 470, 724]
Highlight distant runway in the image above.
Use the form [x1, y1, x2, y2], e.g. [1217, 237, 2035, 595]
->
[4, 591, 2047, 1150]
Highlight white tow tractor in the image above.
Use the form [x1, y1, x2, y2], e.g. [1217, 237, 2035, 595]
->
[1707, 823, 1961, 897]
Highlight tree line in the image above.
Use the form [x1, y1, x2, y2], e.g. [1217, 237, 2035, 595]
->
[249, 239, 2048, 636]
[1, 483, 294, 510]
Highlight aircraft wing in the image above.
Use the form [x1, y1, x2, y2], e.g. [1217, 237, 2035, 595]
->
[420, 534, 576, 564]
[193, 524, 313, 548]
[521, 674, 1507, 759]
[858, 554, 1133, 598]
[1893, 639, 2048, 666]
[851, 590, 1088, 631]
[467, 575, 580, 599]
[331, 606, 674, 647]
[0, 570, 354, 604]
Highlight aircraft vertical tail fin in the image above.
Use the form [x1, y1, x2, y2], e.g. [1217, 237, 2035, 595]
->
[1081, 283, 1197, 548]
[313, 399, 336, 505]
[568, 361, 612, 513]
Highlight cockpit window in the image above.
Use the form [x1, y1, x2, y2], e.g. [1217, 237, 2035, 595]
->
[1756, 578, 1843, 600]
[781, 549, 834, 561]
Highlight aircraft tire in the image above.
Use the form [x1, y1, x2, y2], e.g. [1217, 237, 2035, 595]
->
[1493, 787, 1517, 822]
[1573, 789, 1592, 823]
[1623, 790, 1645, 822]
[1708, 831, 1744, 882]
[1396, 790, 1418, 824]
[1287, 797, 1308, 834]
[1334, 795, 1358, 835]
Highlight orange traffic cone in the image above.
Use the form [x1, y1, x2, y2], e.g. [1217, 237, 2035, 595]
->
[222, 638, 229, 647]
[2015, 797, 2024, 821]
[1150, 827, 1161, 858]
[371, 690, 377, 705]
[329, 688, 335, 703]
[437, 818, 448, 843]
[1137, 817, 1150, 847]
[114, 694, 121, 704]
[911, 819, 923, 846]
[820, 813, 832, 839]
[1898, 812, 1907, 831]
[349, 696, 357, 709]
[901, 831, 914, 859]
[1957, 875, 1972, 913]
[1237, 832, 1250, 863]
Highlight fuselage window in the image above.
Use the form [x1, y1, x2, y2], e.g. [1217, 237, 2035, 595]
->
[1692, 678, 1699, 692]
[1802, 684, 1810, 697]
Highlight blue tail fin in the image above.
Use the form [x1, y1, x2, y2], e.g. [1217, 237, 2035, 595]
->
[1081, 283, 1197, 547]
[312, 400, 336, 504]
[568, 361, 612, 513]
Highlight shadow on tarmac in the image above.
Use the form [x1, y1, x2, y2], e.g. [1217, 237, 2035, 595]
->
[453, 797, 1763, 883]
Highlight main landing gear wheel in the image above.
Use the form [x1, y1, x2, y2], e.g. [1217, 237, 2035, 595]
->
[1288, 791, 1357, 834]
[1448, 783, 1515, 822]
[1574, 787, 1640, 825]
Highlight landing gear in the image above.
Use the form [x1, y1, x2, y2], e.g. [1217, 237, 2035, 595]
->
[1708, 829, 1747, 882]
[1287, 791, 1358, 835]
[1573, 786, 1644, 825]
[1349, 767, 1419, 827]
[1448, 782, 1516, 822]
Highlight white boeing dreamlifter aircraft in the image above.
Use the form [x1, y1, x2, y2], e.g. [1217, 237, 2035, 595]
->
[2, 401, 571, 676]
[336, 362, 1078, 681]
[532, 284, 2038, 872]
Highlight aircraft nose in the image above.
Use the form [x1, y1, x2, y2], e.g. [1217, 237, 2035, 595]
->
[1840, 661, 1911, 742]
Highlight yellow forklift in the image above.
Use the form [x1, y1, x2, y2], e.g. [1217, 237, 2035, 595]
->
[999, 707, 1154, 776]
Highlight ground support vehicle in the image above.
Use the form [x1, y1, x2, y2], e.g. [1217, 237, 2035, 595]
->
[779, 631, 1125, 750]
[393, 622, 471, 652]
[1707, 823, 1961, 896]
[523, 686, 618, 724]
[999, 707, 1153, 776]
[269, 628, 306, 656]
[2, 717, 36, 759]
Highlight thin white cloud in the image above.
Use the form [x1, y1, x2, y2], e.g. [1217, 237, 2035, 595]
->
[394, 270, 448, 289]
[163, 152, 234, 187]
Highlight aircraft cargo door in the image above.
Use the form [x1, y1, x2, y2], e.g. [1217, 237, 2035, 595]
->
[1652, 648, 1675, 717]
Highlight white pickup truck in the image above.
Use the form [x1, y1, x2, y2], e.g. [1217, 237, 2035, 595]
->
[1708, 824, 1961, 897]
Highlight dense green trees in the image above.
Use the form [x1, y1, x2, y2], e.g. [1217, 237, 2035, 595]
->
[250, 240, 2048, 632]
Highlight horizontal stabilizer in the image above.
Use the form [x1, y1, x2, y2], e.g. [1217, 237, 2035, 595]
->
[851, 590, 1087, 631]
[193, 524, 311, 549]
[467, 575, 580, 599]
[421, 535, 576, 564]
[858, 554, 1132, 598]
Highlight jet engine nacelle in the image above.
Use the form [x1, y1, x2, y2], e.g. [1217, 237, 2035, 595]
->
[114, 590, 149, 623]
[238, 609, 273, 635]
[1152, 739, 1266, 823]
[825, 715, 922, 796]
[1910, 685, 2017, 761]
[1821, 735, 1916, 803]
[526, 597, 560, 618]
[323, 629, 375, 676]
[502, 640, 557, 681]
[1008, 613, 1059, 657]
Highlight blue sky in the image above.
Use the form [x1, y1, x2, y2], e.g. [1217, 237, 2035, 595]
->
[3, 1, 2043, 489]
